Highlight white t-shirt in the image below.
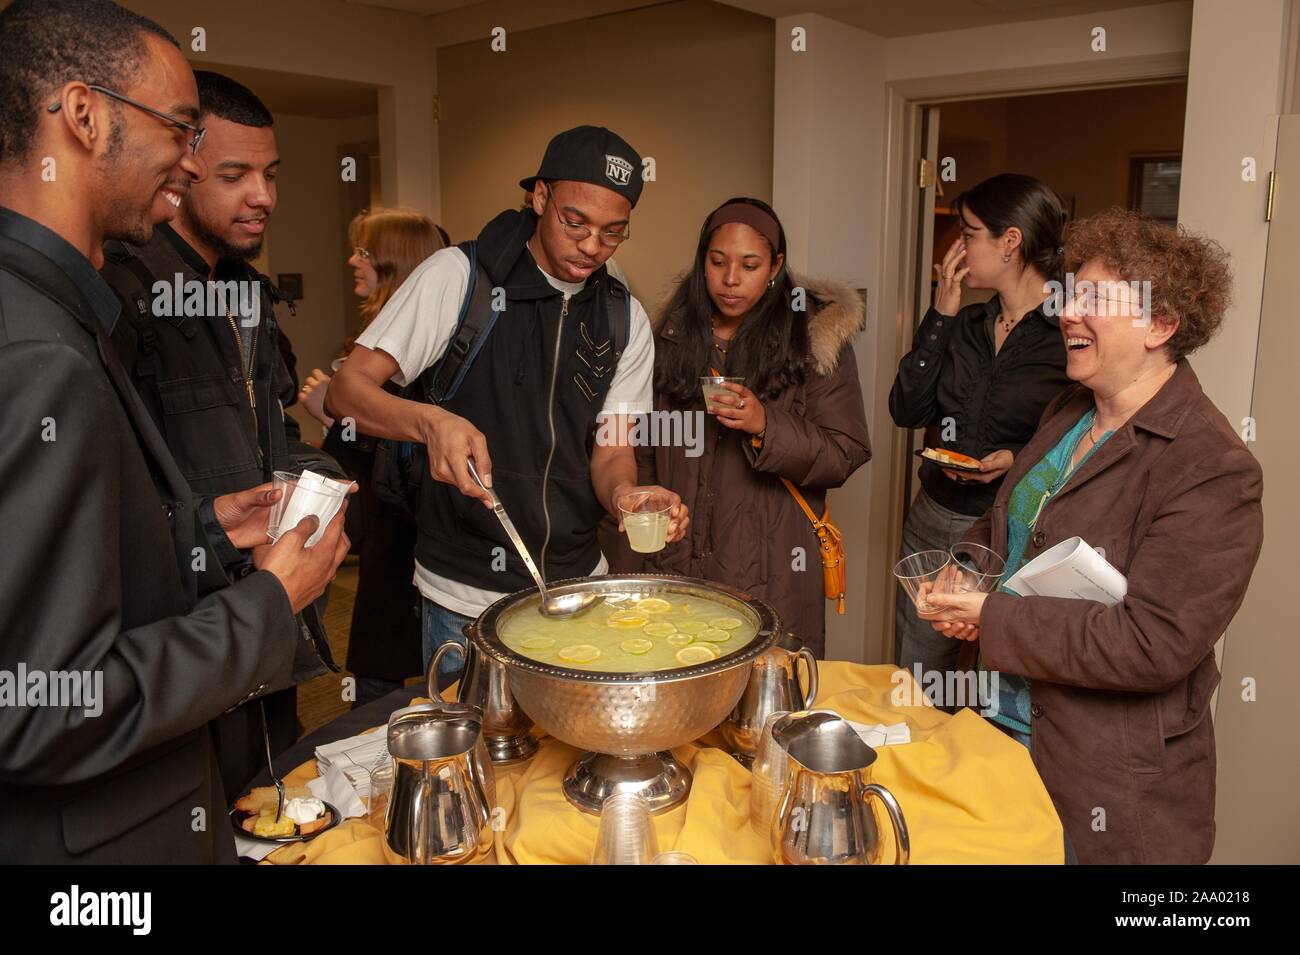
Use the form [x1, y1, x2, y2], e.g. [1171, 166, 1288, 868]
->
[355, 244, 654, 616]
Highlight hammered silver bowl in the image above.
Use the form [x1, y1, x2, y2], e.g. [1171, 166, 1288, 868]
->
[469, 574, 780, 814]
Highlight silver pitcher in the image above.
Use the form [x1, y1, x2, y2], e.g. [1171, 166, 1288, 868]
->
[770, 711, 910, 865]
[721, 632, 818, 765]
[382, 702, 497, 865]
[430, 633, 538, 764]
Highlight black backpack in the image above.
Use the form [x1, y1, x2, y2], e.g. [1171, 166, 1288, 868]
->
[371, 241, 632, 518]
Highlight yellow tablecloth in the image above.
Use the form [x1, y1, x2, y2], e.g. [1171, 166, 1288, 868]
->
[264, 662, 1063, 865]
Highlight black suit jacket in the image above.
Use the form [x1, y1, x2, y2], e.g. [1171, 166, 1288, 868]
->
[0, 231, 299, 863]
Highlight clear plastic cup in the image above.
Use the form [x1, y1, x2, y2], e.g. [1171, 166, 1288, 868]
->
[699, 375, 745, 414]
[651, 851, 699, 865]
[268, 470, 350, 547]
[366, 758, 394, 831]
[617, 490, 673, 555]
[893, 549, 952, 614]
[947, 543, 1006, 594]
[591, 792, 660, 865]
[749, 709, 791, 835]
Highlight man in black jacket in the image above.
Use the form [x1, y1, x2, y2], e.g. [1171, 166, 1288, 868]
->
[101, 71, 345, 802]
[0, 0, 348, 863]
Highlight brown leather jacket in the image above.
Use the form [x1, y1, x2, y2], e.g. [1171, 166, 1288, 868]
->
[614, 278, 871, 655]
[960, 359, 1263, 863]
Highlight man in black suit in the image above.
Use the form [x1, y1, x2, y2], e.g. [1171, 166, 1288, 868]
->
[0, 0, 349, 863]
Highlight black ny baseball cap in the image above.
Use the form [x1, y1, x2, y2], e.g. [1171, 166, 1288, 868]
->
[519, 125, 644, 208]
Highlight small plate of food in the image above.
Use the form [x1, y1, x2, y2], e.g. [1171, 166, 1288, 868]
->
[230, 785, 340, 844]
[915, 447, 983, 472]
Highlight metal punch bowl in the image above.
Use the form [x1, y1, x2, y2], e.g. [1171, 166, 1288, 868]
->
[469, 574, 780, 814]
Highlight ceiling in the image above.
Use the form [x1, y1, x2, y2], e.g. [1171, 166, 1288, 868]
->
[344, 0, 1178, 37]
[195, 62, 379, 120]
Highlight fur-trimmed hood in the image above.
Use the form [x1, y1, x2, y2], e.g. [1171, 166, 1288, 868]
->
[652, 274, 865, 376]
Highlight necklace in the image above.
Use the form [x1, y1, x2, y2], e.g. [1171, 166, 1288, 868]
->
[711, 318, 735, 355]
[1028, 412, 1097, 528]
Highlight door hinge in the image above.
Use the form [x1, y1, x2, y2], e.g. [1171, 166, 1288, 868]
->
[918, 158, 935, 190]
[432, 95, 441, 123]
[1266, 169, 1276, 222]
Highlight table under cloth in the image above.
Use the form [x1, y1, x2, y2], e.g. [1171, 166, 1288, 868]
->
[260, 662, 1064, 865]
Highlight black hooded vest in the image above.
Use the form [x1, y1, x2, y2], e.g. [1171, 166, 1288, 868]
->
[414, 208, 625, 593]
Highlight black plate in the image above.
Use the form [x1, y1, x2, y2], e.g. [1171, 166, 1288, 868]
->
[229, 800, 342, 845]
[915, 448, 982, 472]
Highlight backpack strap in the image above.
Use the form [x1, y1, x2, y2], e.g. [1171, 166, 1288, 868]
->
[420, 240, 503, 404]
[604, 272, 631, 365]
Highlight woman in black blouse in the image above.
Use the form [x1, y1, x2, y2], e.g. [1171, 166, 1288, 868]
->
[889, 173, 1071, 689]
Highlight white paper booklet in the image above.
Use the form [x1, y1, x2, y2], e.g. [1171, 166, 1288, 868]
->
[1003, 536, 1127, 606]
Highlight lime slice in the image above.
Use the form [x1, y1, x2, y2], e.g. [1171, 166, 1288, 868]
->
[667, 633, 695, 647]
[521, 637, 555, 650]
[634, 597, 672, 614]
[676, 619, 708, 635]
[620, 638, 654, 655]
[606, 611, 649, 629]
[557, 644, 601, 663]
[676, 645, 718, 665]
[709, 616, 744, 630]
[642, 622, 677, 638]
[698, 628, 731, 643]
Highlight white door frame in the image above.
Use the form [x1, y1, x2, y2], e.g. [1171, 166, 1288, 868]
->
[863, 52, 1190, 665]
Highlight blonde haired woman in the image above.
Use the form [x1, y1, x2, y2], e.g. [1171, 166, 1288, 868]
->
[302, 207, 445, 705]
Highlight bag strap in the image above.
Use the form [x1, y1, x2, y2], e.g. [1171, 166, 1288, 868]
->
[421, 240, 502, 404]
[604, 272, 631, 361]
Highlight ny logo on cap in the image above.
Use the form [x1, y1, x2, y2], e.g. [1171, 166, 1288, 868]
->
[605, 154, 633, 186]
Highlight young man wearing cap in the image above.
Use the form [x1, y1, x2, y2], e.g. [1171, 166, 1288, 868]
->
[328, 126, 688, 680]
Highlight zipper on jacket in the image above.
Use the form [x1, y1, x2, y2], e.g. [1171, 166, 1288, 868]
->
[539, 294, 568, 580]
[227, 305, 262, 466]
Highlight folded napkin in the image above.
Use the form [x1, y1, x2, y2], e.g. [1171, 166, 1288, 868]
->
[846, 720, 912, 747]
[315, 729, 389, 802]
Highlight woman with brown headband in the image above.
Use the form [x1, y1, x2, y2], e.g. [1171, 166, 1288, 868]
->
[300, 207, 445, 704]
[615, 197, 871, 656]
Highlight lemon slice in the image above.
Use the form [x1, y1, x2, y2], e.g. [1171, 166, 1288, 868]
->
[698, 628, 731, 642]
[634, 597, 672, 614]
[642, 622, 677, 638]
[521, 637, 555, 650]
[557, 644, 601, 663]
[620, 638, 654, 655]
[667, 633, 695, 647]
[676, 619, 708, 635]
[676, 645, 718, 665]
[709, 616, 744, 630]
[606, 611, 649, 629]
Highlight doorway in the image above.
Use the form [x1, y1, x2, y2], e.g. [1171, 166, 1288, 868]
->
[878, 79, 1189, 666]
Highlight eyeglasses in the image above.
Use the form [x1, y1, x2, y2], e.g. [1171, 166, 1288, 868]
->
[47, 84, 206, 154]
[542, 182, 630, 247]
[352, 247, 372, 261]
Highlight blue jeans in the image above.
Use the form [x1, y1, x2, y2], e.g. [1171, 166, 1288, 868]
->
[422, 598, 473, 693]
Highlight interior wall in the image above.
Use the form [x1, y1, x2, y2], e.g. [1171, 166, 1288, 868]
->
[773, 13, 887, 663]
[938, 84, 1188, 218]
[118, 0, 440, 219]
[435, 0, 774, 314]
[270, 113, 381, 440]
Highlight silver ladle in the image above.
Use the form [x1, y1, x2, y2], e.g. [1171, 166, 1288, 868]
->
[466, 458, 599, 618]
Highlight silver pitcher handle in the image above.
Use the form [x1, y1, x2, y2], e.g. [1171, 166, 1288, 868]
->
[863, 783, 911, 865]
[795, 647, 819, 709]
[427, 641, 467, 702]
[410, 763, 433, 866]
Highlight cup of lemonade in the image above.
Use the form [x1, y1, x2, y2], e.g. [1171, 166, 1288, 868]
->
[618, 489, 674, 554]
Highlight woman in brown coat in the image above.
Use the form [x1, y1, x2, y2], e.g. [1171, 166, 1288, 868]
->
[618, 198, 871, 656]
[919, 209, 1264, 863]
